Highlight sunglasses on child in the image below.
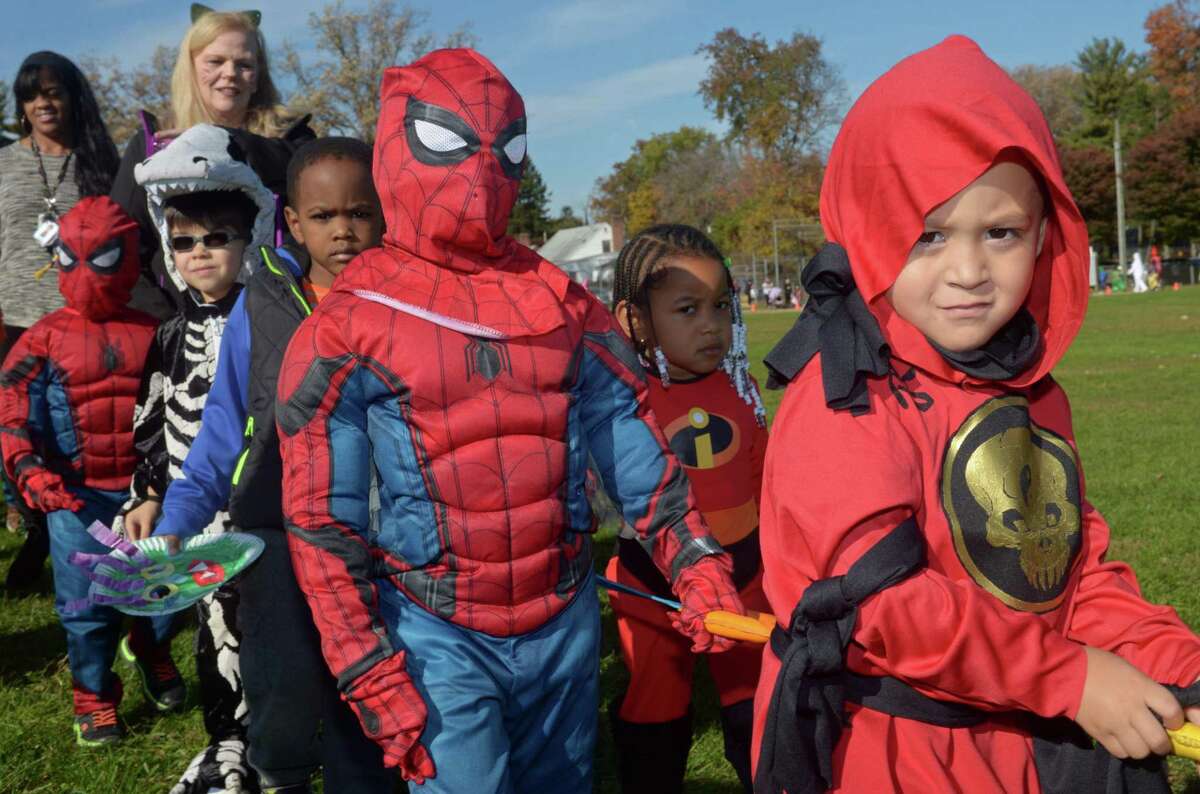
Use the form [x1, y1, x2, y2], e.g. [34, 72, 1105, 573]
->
[169, 231, 244, 253]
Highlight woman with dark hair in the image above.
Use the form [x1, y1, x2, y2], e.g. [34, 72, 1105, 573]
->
[0, 51, 120, 590]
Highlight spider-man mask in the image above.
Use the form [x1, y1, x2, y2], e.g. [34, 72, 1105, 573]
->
[55, 196, 140, 320]
[375, 48, 528, 274]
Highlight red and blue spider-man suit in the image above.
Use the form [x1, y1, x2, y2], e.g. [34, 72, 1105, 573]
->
[276, 48, 744, 792]
[0, 196, 171, 715]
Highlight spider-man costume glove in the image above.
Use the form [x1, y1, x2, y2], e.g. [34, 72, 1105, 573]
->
[344, 650, 436, 783]
[670, 552, 745, 653]
[17, 460, 83, 513]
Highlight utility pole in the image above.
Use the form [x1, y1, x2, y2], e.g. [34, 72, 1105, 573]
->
[1114, 116, 1127, 274]
[772, 221, 781, 286]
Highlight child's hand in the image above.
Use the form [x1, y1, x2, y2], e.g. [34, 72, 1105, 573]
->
[1076, 647, 1183, 759]
[671, 554, 745, 654]
[19, 467, 83, 513]
[123, 500, 161, 540]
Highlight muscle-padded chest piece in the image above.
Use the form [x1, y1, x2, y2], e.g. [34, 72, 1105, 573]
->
[55, 196, 140, 320]
[375, 49, 528, 272]
[941, 395, 1082, 612]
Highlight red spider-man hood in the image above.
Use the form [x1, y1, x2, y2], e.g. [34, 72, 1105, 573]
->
[821, 35, 1090, 387]
[54, 196, 140, 320]
[375, 48, 529, 273]
[344, 48, 570, 337]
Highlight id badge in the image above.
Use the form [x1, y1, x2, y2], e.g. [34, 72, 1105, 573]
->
[33, 216, 60, 247]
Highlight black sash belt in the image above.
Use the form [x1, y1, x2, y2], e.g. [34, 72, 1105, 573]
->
[755, 509, 1200, 794]
[754, 517, 925, 794]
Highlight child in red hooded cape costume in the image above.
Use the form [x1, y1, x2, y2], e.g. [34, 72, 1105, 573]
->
[275, 49, 744, 792]
[751, 37, 1200, 794]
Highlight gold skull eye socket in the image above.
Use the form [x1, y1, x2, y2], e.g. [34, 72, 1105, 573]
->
[942, 396, 1082, 613]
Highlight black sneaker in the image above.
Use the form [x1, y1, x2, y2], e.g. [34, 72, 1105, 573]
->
[120, 635, 186, 712]
[74, 705, 124, 747]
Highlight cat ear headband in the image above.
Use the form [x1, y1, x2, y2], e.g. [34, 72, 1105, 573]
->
[191, 3, 261, 27]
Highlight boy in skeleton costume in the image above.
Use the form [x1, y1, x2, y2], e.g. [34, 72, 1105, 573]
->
[753, 37, 1200, 794]
[118, 124, 276, 793]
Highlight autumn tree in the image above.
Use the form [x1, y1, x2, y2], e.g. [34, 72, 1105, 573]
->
[590, 126, 719, 233]
[1009, 64, 1084, 140]
[280, 0, 474, 140]
[1144, 0, 1200, 110]
[1060, 144, 1117, 250]
[80, 45, 174, 144]
[1127, 108, 1200, 242]
[508, 159, 553, 242]
[0, 79, 11, 134]
[698, 28, 844, 160]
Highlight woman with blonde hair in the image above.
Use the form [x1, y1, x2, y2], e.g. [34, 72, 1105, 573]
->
[112, 4, 314, 319]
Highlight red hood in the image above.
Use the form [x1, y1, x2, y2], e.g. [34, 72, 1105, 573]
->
[56, 196, 140, 320]
[351, 48, 571, 337]
[820, 35, 1090, 387]
[375, 48, 528, 275]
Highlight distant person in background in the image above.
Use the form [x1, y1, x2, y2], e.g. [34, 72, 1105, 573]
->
[111, 4, 314, 319]
[0, 51, 120, 589]
[1150, 245, 1163, 290]
[1129, 250, 1149, 293]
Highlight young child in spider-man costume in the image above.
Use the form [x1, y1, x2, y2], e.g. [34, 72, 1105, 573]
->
[276, 48, 746, 793]
[604, 224, 768, 794]
[752, 37, 1200, 794]
[0, 196, 176, 746]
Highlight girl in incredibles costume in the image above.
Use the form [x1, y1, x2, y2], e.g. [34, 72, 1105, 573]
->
[606, 224, 767, 793]
[752, 36, 1200, 794]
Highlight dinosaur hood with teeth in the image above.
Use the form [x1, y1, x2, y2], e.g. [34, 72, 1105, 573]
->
[134, 124, 276, 295]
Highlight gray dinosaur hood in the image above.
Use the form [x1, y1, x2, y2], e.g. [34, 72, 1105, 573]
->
[134, 124, 276, 295]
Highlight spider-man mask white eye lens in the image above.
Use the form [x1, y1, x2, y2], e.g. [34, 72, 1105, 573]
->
[405, 98, 480, 166]
[88, 239, 124, 274]
[57, 242, 78, 271]
[502, 134, 526, 165]
[414, 119, 469, 153]
[492, 118, 527, 180]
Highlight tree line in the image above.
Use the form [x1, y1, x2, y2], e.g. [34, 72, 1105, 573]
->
[516, 0, 1200, 264]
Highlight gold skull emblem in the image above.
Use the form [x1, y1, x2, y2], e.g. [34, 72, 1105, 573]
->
[943, 396, 1083, 612]
[964, 426, 1080, 592]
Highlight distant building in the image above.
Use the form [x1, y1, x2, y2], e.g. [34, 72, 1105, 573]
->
[538, 222, 616, 264]
[538, 222, 624, 305]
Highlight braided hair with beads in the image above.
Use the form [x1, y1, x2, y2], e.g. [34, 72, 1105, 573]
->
[611, 224, 765, 425]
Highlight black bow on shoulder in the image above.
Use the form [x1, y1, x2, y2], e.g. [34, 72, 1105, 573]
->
[763, 243, 889, 415]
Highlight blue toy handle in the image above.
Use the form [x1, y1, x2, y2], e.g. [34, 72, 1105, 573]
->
[595, 574, 681, 610]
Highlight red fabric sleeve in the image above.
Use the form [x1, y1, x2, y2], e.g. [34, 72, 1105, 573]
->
[1032, 381, 1200, 687]
[761, 372, 1087, 721]
[749, 378, 768, 508]
[277, 310, 392, 688]
[0, 325, 49, 482]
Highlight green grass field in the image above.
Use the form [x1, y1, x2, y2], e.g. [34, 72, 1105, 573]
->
[2, 288, 1199, 793]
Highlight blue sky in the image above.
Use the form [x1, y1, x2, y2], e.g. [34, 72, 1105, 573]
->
[0, 0, 1165, 215]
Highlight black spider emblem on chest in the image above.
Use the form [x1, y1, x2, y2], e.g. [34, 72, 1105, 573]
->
[101, 343, 123, 374]
[464, 338, 512, 382]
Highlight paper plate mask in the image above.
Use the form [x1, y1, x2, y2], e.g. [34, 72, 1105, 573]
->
[68, 522, 264, 616]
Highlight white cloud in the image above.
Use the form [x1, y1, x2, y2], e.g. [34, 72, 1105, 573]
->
[525, 52, 706, 139]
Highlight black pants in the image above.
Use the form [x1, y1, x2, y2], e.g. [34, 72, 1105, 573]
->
[238, 528, 394, 792]
[1, 324, 49, 584]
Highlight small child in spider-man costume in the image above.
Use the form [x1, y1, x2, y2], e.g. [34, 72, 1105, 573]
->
[0, 196, 176, 746]
[276, 49, 745, 793]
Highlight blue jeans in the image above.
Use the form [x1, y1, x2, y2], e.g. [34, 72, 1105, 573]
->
[379, 573, 601, 794]
[47, 487, 173, 697]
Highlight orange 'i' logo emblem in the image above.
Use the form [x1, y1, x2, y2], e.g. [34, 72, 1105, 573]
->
[689, 407, 713, 468]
